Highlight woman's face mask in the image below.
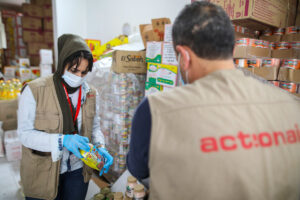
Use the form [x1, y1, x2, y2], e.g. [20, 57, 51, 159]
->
[62, 70, 87, 88]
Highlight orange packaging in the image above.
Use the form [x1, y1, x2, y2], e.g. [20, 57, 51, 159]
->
[270, 81, 280, 87]
[274, 28, 285, 35]
[235, 38, 249, 47]
[254, 40, 264, 48]
[262, 58, 281, 68]
[249, 39, 257, 47]
[269, 42, 276, 50]
[285, 26, 298, 34]
[263, 30, 273, 36]
[235, 59, 248, 68]
[291, 42, 300, 49]
[281, 59, 300, 70]
[280, 82, 297, 93]
[276, 42, 290, 50]
[248, 59, 262, 68]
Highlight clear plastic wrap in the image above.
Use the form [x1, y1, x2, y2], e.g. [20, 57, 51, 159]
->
[87, 57, 146, 182]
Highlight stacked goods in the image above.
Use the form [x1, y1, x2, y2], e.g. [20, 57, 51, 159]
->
[1, 10, 17, 65]
[140, 18, 180, 96]
[4, 130, 22, 161]
[85, 39, 101, 62]
[0, 99, 18, 131]
[22, 0, 54, 66]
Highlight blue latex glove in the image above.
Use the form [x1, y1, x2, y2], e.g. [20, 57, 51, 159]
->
[63, 134, 90, 159]
[97, 148, 114, 176]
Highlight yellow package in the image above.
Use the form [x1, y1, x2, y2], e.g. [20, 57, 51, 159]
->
[80, 144, 104, 171]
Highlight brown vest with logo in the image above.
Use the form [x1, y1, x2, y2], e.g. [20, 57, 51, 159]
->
[148, 69, 300, 200]
[20, 75, 96, 200]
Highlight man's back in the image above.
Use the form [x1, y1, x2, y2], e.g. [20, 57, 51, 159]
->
[148, 69, 300, 200]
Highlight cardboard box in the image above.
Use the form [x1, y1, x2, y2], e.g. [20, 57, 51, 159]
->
[31, 0, 52, 6]
[3, 66, 17, 80]
[152, 18, 171, 41]
[31, 66, 40, 78]
[278, 67, 300, 83]
[0, 99, 18, 131]
[209, 0, 287, 29]
[40, 49, 53, 65]
[281, 34, 300, 42]
[112, 50, 147, 74]
[44, 31, 53, 43]
[272, 49, 300, 59]
[286, 0, 298, 27]
[43, 5, 52, 18]
[40, 64, 52, 77]
[27, 43, 49, 55]
[147, 62, 178, 87]
[22, 17, 42, 30]
[29, 55, 40, 66]
[235, 32, 256, 39]
[234, 46, 271, 58]
[18, 58, 30, 68]
[140, 24, 155, 48]
[23, 30, 44, 43]
[253, 67, 279, 80]
[43, 18, 53, 31]
[16, 67, 33, 83]
[91, 174, 110, 189]
[4, 130, 22, 161]
[260, 35, 282, 43]
[22, 4, 43, 18]
[146, 42, 162, 64]
[164, 24, 173, 42]
[296, 1, 300, 26]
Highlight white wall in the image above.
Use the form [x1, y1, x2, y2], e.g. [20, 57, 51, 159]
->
[55, 0, 87, 38]
[86, 0, 190, 43]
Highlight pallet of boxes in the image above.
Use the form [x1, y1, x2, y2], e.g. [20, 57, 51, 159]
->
[208, 0, 300, 97]
[140, 18, 180, 95]
[22, 0, 53, 67]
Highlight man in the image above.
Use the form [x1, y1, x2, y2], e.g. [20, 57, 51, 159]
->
[127, 1, 300, 200]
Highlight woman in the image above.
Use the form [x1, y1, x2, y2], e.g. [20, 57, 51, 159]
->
[18, 34, 113, 200]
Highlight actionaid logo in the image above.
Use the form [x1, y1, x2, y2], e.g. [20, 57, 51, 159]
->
[200, 124, 300, 153]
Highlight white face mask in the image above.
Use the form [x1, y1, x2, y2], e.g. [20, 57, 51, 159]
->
[62, 71, 86, 88]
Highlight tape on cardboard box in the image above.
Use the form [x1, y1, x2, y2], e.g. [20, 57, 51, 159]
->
[272, 49, 300, 59]
[278, 68, 300, 83]
[253, 67, 279, 81]
[234, 46, 271, 59]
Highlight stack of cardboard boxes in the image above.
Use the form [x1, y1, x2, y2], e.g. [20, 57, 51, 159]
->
[140, 18, 180, 96]
[22, 0, 53, 66]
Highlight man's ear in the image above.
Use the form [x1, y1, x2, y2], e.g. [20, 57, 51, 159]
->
[176, 45, 190, 71]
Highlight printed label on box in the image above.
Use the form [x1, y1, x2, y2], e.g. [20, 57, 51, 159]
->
[145, 82, 163, 96]
[164, 24, 173, 42]
[147, 63, 178, 87]
[162, 42, 178, 65]
[146, 42, 162, 64]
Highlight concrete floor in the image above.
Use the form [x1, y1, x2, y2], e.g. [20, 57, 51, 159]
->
[0, 157, 100, 200]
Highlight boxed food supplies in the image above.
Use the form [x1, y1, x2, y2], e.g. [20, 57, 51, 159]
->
[296, 3, 300, 26]
[253, 67, 279, 81]
[18, 58, 30, 68]
[112, 50, 147, 74]
[43, 18, 53, 31]
[140, 24, 155, 47]
[260, 35, 282, 43]
[282, 34, 300, 42]
[98, 35, 128, 56]
[162, 42, 178, 65]
[31, 0, 51, 6]
[29, 55, 40, 66]
[44, 31, 53, 43]
[272, 49, 300, 59]
[22, 3, 43, 17]
[208, 0, 287, 29]
[4, 130, 22, 161]
[43, 5, 52, 18]
[4, 66, 17, 80]
[31, 67, 40, 79]
[152, 18, 171, 41]
[40, 64, 52, 77]
[145, 82, 164, 96]
[147, 62, 178, 88]
[23, 30, 44, 43]
[146, 42, 162, 64]
[27, 43, 49, 55]
[16, 67, 32, 83]
[234, 46, 271, 58]
[164, 24, 173, 42]
[278, 68, 300, 83]
[40, 49, 53, 65]
[286, 0, 297, 27]
[22, 17, 42, 30]
[0, 99, 18, 131]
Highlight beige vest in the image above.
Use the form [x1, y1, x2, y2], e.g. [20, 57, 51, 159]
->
[20, 75, 96, 200]
[148, 69, 300, 200]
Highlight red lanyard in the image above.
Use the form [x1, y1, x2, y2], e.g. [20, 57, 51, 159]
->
[62, 84, 82, 124]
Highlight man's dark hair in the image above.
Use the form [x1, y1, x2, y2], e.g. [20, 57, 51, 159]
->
[63, 50, 93, 73]
[172, 1, 235, 60]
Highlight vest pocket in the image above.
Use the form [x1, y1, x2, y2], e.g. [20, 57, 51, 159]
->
[34, 112, 60, 133]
